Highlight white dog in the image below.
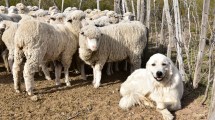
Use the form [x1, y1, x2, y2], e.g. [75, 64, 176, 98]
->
[119, 53, 184, 120]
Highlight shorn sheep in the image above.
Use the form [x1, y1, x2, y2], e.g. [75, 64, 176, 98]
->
[79, 22, 148, 88]
[13, 10, 86, 95]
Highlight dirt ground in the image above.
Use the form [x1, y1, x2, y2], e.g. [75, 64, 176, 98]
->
[0, 62, 209, 120]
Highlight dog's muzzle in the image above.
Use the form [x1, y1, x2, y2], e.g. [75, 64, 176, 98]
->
[153, 71, 165, 82]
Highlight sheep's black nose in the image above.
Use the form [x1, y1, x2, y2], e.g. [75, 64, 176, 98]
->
[156, 71, 163, 77]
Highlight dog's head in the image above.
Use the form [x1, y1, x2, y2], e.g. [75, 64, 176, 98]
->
[146, 53, 174, 83]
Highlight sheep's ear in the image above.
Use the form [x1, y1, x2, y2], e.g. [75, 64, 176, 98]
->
[50, 17, 56, 21]
[80, 31, 84, 35]
[0, 23, 6, 32]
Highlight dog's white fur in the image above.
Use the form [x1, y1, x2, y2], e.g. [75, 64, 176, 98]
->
[119, 53, 184, 120]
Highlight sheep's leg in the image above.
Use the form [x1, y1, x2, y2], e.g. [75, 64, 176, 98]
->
[93, 63, 105, 88]
[23, 54, 41, 96]
[123, 61, 128, 71]
[23, 63, 35, 96]
[114, 62, 119, 72]
[8, 54, 14, 73]
[41, 62, 51, 80]
[54, 61, 62, 86]
[64, 66, 71, 86]
[61, 58, 72, 86]
[106, 63, 112, 76]
[2, 49, 10, 73]
[12, 48, 23, 93]
[92, 66, 96, 84]
[80, 63, 86, 80]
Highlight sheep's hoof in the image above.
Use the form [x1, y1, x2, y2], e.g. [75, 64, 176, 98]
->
[45, 76, 52, 81]
[66, 82, 71, 86]
[93, 83, 100, 88]
[15, 89, 21, 93]
[106, 72, 112, 76]
[27, 91, 34, 96]
[56, 82, 61, 86]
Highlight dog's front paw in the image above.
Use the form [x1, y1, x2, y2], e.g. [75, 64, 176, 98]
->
[162, 113, 174, 120]
[159, 109, 174, 120]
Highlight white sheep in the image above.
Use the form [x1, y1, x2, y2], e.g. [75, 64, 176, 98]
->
[0, 20, 52, 79]
[12, 10, 86, 95]
[49, 13, 65, 24]
[16, 3, 29, 14]
[8, 6, 18, 14]
[49, 6, 59, 15]
[0, 6, 8, 14]
[79, 22, 148, 88]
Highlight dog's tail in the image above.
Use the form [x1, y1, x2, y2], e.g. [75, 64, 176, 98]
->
[119, 93, 140, 110]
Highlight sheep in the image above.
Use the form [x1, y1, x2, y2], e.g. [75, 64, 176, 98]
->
[79, 22, 148, 88]
[0, 20, 52, 79]
[0, 6, 8, 14]
[12, 10, 86, 95]
[8, 6, 18, 14]
[49, 13, 87, 80]
[49, 13, 65, 24]
[0, 14, 13, 21]
[16, 3, 29, 14]
[49, 6, 59, 15]
[122, 12, 135, 22]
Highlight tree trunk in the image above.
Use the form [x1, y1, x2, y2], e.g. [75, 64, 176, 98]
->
[5, 0, 10, 7]
[79, 0, 83, 10]
[137, 0, 141, 21]
[146, 0, 151, 28]
[97, 0, 100, 10]
[193, 0, 211, 88]
[131, 0, 136, 20]
[61, 0, 64, 12]
[139, 0, 146, 23]
[122, 0, 126, 14]
[124, 0, 129, 12]
[173, 0, 186, 82]
[208, 8, 215, 120]
[153, 0, 158, 46]
[160, 7, 165, 45]
[208, 71, 215, 119]
[114, 0, 121, 14]
[164, 0, 174, 58]
[53, 0, 57, 7]
[39, 0, 42, 9]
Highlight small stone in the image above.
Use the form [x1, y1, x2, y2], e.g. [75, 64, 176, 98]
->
[30, 95, 39, 101]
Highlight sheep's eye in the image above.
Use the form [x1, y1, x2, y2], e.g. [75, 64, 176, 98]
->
[152, 63, 156, 66]
[162, 63, 167, 66]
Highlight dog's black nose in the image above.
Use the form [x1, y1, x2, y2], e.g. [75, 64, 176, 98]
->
[156, 71, 163, 77]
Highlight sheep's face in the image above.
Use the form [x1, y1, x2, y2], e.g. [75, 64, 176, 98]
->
[86, 37, 100, 51]
[16, 3, 25, 10]
[0, 6, 7, 14]
[109, 14, 119, 24]
[80, 25, 102, 51]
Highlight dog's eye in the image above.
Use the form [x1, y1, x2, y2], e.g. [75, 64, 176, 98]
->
[162, 63, 167, 66]
[152, 63, 156, 66]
